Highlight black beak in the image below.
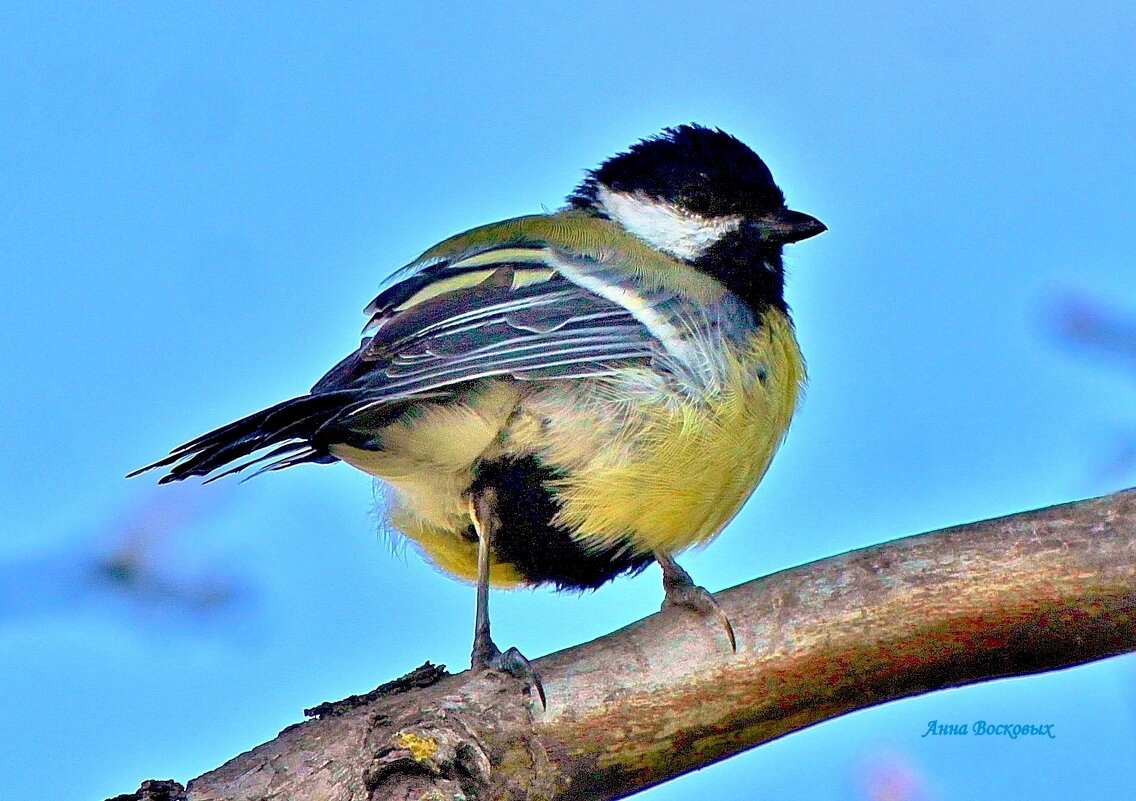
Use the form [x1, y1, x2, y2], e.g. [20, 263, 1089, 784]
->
[753, 208, 827, 244]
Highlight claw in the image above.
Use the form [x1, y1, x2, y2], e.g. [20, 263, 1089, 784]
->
[476, 644, 547, 709]
[657, 553, 737, 652]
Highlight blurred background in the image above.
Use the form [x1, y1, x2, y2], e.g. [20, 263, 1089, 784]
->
[2, 4, 1134, 799]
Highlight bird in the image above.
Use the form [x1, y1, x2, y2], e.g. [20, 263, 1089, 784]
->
[131, 124, 825, 703]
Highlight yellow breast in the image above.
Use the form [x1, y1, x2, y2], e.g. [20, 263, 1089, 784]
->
[539, 308, 804, 554]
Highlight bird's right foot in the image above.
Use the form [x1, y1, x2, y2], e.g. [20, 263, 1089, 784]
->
[657, 553, 737, 652]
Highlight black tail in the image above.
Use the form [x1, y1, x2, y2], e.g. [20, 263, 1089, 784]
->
[128, 391, 367, 484]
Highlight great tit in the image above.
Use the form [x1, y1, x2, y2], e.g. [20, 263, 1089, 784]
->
[132, 125, 825, 698]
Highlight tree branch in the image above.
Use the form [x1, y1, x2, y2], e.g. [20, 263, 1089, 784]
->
[118, 488, 1136, 801]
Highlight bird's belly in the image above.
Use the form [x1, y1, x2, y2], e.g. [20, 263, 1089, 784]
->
[331, 314, 803, 590]
[329, 379, 532, 585]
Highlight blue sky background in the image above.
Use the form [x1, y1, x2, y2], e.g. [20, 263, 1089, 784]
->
[2, 4, 1135, 799]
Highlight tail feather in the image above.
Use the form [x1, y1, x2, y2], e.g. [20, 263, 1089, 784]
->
[129, 391, 364, 483]
[201, 443, 331, 484]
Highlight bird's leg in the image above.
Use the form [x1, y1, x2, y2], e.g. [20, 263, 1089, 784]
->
[470, 489, 498, 666]
[468, 490, 546, 707]
[656, 552, 737, 652]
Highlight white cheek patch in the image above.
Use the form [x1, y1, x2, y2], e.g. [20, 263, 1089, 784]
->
[596, 186, 741, 261]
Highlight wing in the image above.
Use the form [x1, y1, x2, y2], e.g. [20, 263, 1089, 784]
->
[311, 212, 741, 402]
[313, 252, 652, 400]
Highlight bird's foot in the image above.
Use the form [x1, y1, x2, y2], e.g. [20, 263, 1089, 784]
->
[472, 638, 546, 709]
[660, 562, 737, 652]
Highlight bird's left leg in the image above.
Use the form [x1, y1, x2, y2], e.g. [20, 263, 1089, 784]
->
[468, 488, 546, 707]
[656, 552, 737, 652]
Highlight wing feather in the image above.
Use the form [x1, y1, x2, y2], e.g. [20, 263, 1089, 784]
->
[315, 244, 678, 400]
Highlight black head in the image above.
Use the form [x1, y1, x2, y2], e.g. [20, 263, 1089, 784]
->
[569, 125, 825, 312]
[571, 124, 789, 220]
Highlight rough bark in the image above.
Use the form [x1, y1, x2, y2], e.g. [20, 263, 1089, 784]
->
[114, 488, 1136, 801]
